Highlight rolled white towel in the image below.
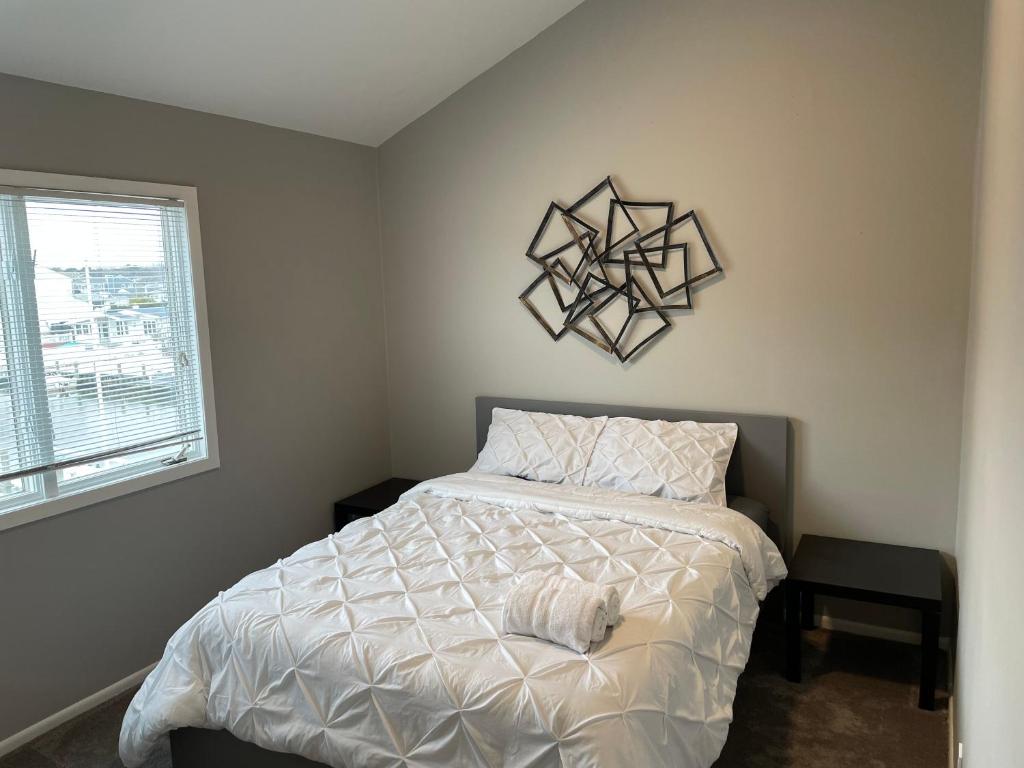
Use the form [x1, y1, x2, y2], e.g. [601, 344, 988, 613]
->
[502, 572, 608, 653]
[600, 584, 621, 626]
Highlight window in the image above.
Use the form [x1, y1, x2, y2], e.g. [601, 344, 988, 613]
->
[0, 169, 218, 530]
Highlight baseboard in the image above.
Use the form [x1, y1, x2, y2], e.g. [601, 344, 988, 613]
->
[0, 626, 954, 759]
[817, 614, 952, 651]
[0, 662, 156, 758]
[0, 616, 953, 758]
[948, 693, 957, 768]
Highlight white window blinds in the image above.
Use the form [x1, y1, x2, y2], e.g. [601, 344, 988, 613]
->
[0, 183, 209, 512]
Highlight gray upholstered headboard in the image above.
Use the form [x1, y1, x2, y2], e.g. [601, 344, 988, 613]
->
[476, 396, 793, 555]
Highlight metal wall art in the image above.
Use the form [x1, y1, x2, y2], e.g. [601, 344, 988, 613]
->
[519, 176, 722, 362]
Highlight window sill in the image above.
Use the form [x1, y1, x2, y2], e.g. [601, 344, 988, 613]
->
[0, 456, 219, 533]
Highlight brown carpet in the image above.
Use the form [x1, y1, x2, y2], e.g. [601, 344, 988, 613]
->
[0, 626, 947, 768]
[716, 626, 948, 767]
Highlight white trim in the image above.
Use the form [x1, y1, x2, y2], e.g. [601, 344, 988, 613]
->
[0, 457, 218, 532]
[0, 168, 220, 532]
[0, 168, 200, 203]
[949, 693, 958, 768]
[0, 662, 156, 757]
[183, 181, 220, 475]
[0, 622, 951, 758]
[817, 614, 952, 650]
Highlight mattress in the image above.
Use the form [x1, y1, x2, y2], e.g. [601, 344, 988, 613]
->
[120, 472, 786, 768]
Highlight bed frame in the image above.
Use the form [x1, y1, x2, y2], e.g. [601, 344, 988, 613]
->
[169, 396, 791, 767]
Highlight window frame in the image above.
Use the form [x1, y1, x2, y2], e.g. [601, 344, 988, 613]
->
[0, 169, 220, 532]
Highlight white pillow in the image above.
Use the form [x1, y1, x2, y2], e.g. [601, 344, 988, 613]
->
[471, 408, 608, 485]
[582, 417, 738, 505]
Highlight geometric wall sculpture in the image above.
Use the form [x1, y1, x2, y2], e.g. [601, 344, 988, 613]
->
[520, 176, 722, 363]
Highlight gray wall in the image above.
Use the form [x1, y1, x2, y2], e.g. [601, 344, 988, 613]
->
[0, 0, 997, 743]
[378, 0, 984, 623]
[954, 0, 1024, 763]
[0, 74, 391, 740]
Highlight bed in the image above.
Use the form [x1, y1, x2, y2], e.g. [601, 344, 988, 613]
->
[120, 396, 790, 768]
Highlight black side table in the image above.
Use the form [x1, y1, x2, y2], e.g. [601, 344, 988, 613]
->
[333, 477, 418, 532]
[785, 535, 943, 710]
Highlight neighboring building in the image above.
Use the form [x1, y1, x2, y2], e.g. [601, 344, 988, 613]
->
[18, 267, 176, 387]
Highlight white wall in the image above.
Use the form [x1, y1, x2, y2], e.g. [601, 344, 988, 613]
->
[378, 0, 984, 618]
[954, 0, 1024, 763]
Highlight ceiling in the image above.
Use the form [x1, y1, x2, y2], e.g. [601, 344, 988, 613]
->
[0, 0, 584, 147]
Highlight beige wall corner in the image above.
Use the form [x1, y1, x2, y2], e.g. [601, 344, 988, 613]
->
[954, 0, 1024, 764]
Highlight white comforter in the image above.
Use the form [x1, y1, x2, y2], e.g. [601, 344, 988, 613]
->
[120, 473, 786, 768]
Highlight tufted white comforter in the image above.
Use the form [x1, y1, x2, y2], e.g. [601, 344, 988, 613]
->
[120, 473, 786, 768]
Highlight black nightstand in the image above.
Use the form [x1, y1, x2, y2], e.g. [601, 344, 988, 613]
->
[784, 535, 943, 709]
[333, 477, 418, 532]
